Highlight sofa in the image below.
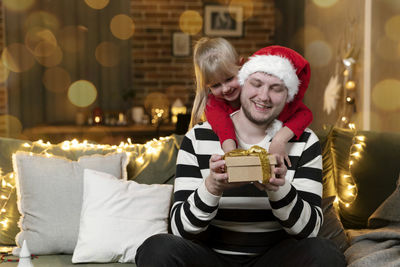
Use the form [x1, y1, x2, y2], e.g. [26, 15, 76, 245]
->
[0, 126, 399, 266]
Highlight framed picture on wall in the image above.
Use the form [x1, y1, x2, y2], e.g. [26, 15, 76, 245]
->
[204, 5, 243, 37]
[172, 32, 191, 57]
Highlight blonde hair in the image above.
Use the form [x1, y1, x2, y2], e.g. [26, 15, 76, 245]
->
[189, 37, 240, 128]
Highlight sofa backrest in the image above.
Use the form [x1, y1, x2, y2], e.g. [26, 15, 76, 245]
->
[318, 127, 400, 229]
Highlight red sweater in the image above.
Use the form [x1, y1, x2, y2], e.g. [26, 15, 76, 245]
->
[205, 94, 313, 145]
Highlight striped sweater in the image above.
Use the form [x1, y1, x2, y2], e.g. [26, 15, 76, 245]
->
[171, 121, 323, 255]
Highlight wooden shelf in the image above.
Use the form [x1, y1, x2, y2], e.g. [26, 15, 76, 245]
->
[23, 124, 177, 145]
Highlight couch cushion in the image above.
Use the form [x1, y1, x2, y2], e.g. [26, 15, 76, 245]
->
[13, 151, 129, 255]
[0, 254, 136, 266]
[72, 169, 172, 263]
[329, 128, 400, 229]
[0, 135, 183, 246]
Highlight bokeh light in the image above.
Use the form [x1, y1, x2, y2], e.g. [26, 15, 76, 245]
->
[385, 16, 400, 42]
[296, 25, 325, 48]
[110, 14, 135, 40]
[42, 67, 71, 93]
[3, 0, 34, 12]
[376, 36, 400, 61]
[25, 27, 58, 57]
[1, 43, 35, 73]
[0, 115, 23, 137]
[312, 0, 338, 8]
[68, 80, 97, 108]
[383, 0, 400, 11]
[229, 0, 254, 21]
[95, 42, 120, 67]
[372, 79, 400, 111]
[0, 61, 10, 83]
[84, 0, 110, 10]
[305, 40, 332, 67]
[35, 45, 63, 67]
[58, 26, 87, 53]
[24, 11, 60, 33]
[179, 10, 203, 35]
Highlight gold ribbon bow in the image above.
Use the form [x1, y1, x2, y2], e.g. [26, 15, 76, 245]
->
[224, 145, 271, 184]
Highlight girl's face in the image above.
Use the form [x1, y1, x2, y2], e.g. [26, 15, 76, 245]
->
[208, 75, 241, 103]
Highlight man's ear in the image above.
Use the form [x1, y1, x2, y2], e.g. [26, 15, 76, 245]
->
[239, 57, 245, 66]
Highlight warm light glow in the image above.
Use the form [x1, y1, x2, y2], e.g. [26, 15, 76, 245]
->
[68, 80, 97, 108]
[312, 0, 338, 8]
[25, 11, 60, 33]
[1, 209, 6, 213]
[42, 67, 71, 93]
[345, 203, 350, 208]
[0, 58, 10, 83]
[385, 15, 400, 42]
[23, 143, 31, 148]
[95, 42, 120, 67]
[356, 136, 366, 142]
[94, 116, 101, 124]
[343, 69, 349, 76]
[3, 0, 34, 12]
[110, 14, 135, 40]
[179, 10, 203, 35]
[136, 156, 144, 164]
[0, 115, 23, 136]
[345, 81, 356, 90]
[25, 27, 58, 57]
[1, 195, 7, 200]
[351, 152, 360, 158]
[341, 116, 348, 122]
[229, 0, 254, 21]
[58, 26, 87, 53]
[84, 0, 109, 10]
[349, 160, 354, 166]
[35, 45, 63, 67]
[348, 123, 356, 130]
[305, 40, 332, 68]
[1, 43, 35, 73]
[372, 79, 400, 111]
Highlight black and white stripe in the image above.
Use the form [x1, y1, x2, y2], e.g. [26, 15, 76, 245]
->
[171, 122, 323, 255]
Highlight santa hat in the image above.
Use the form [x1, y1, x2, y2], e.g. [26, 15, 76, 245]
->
[238, 46, 310, 103]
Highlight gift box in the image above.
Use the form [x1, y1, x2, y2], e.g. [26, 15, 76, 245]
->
[224, 146, 277, 184]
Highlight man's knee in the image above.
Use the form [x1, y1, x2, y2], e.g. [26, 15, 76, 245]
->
[136, 234, 177, 265]
[298, 237, 346, 266]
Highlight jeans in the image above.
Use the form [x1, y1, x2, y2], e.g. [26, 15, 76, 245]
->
[135, 233, 346, 267]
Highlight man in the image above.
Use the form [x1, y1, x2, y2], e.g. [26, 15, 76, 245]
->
[136, 47, 346, 266]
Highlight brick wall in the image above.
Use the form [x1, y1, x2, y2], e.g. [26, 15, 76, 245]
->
[130, 0, 275, 107]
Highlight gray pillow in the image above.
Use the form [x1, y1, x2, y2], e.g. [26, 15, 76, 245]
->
[13, 151, 129, 255]
[318, 196, 349, 252]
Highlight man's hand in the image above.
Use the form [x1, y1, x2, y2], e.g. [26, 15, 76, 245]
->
[254, 154, 287, 192]
[205, 154, 247, 196]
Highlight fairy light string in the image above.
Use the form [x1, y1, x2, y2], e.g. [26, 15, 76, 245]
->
[334, 124, 366, 209]
[0, 136, 174, 231]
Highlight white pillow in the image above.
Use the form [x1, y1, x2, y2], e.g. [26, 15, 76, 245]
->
[13, 151, 129, 255]
[72, 169, 173, 263]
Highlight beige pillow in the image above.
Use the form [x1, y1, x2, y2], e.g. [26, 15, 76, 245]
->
[13, 151, 129, 255]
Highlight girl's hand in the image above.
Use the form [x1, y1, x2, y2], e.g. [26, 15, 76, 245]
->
[269, 139, 291, 167]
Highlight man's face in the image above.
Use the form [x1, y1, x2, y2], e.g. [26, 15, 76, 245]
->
[240, 72, 288, 125]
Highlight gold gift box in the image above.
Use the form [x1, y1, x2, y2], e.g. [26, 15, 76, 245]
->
[224, 146, 277, 184]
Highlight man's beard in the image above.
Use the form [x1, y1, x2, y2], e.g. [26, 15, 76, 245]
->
[242, 104, 276, 126]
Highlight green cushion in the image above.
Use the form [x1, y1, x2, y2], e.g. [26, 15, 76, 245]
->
[0, 135, 183, 246]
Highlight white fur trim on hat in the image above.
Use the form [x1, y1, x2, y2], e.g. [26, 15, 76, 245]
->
[238, 55, 299, 102]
